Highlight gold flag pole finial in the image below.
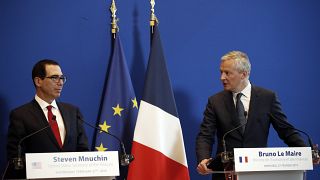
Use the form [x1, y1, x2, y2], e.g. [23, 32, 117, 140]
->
[150, 0, 158, 33]
[110, 0, 119, 39]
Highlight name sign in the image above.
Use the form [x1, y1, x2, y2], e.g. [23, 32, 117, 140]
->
[234, 147, 313, 172]
[26, 151, 119, 179]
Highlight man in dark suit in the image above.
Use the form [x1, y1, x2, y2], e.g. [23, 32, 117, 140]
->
[195, 51, 306, 179]
[5, 59, 88, 178]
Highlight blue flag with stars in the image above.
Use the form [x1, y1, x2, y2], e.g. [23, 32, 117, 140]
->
[94, 34, 138, 178]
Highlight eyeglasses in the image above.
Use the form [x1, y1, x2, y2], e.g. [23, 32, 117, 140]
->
[45, 75, 67, 83]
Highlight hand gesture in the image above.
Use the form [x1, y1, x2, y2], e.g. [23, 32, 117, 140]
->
[197, 158, 214, 175]
[312, 144, 320, 165]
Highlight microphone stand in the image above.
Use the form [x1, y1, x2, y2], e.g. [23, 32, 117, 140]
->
[1, 160, 11, 180]
[13, 116, 57, 170]
[221, 112, 248, 163]
[79, 117, 134, 166]
[268, 113, 320, 161]
[219, 112, 248, 180]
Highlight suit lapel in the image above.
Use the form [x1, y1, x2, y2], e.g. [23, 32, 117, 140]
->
[243, 86, 259, 135]
[31, 100, 49, 127]
[223, 91, 243, 136]
[57, 102, 69, 149]
[31, 100, 61, 149]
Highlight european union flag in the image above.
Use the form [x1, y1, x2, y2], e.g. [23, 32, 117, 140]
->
[94, 34, 138, 179]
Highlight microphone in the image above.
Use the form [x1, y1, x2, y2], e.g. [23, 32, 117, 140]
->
[268, 113, 319, 161]
[13, 115, 57, 170]
[78, 116, 134, 166]
[221, 111, 248, 163]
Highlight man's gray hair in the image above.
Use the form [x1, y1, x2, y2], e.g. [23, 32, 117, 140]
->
[221, 51, 251, 75]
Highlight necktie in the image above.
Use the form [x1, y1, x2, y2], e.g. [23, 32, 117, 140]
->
[236, 93, 246, 133]
[47, 105, 62, 148]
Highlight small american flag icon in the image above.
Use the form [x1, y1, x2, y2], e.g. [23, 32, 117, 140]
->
[31, 162, 42, 169]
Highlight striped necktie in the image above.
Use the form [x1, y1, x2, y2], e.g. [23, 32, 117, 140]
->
[236, 93, 246, 133]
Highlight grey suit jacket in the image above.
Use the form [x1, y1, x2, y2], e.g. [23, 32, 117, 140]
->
[7, 99, 89, 160]
[196, 85, 306, 163]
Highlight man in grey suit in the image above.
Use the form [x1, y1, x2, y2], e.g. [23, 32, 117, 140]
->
[196, 51, 306, 179]
[6, 59, 88, 178]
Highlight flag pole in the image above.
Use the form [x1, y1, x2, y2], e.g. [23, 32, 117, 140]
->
[110, 0, 119, 40]
[150, 0, 158, 35]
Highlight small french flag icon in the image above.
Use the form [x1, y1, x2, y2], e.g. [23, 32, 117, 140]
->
[239, 156, 248, 163]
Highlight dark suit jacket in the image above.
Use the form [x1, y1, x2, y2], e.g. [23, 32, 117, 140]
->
[5, 99, 89, 178]
[7, 99, 89, 158]
[196, 85, 306, 167]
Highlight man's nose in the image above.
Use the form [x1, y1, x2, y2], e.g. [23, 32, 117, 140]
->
[220, 73, 226, 80]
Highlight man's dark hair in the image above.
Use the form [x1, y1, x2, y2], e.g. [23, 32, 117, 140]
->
[32, 59, 60, 86]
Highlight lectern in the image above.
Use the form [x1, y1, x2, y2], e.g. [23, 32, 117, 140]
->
[233, 147, 313, 180]
[25, 151, 119, 179]
[209, 147, 313, 180]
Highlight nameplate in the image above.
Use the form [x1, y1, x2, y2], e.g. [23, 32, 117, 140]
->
[26, 151, 119, 179]
[234, 147, 313, 172]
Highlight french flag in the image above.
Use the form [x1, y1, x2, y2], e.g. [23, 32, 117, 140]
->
[127, 25, 190, 180]
[239, 156, 248, 163]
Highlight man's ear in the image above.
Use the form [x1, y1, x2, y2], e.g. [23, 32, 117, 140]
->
[34, 77, 42, 87]
[241, 71, 248, 79]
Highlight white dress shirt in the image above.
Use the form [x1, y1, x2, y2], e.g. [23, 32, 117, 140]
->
[35, 95, 66, 144]
[233, 82, 251, 117]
